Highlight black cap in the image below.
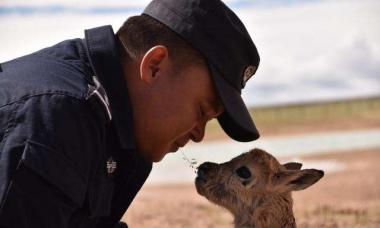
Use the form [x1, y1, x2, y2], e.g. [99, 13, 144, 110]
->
[143, 0, 260, 142]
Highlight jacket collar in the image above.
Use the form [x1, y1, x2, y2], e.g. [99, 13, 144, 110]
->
[84, 25, 136, 151]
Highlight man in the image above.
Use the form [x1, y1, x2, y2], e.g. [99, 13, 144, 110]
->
[0, 0, 260, 227]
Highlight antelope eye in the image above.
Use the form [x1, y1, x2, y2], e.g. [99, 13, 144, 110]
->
[235, 166, 251, 179]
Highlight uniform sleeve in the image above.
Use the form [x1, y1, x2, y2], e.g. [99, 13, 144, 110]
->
[0, 94, 106, 228]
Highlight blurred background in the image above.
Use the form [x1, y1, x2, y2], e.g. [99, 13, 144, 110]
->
[1, 0, 379, 227]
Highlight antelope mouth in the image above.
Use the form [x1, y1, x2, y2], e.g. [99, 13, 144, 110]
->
[195, 171, 208, 195]
[195, 171, 207, 184]
[195, 175, 206, 184]
[195, 162, 219, 196]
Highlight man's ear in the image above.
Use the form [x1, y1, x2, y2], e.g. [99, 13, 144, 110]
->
[273, 169, 324, 193]
[140, 45, 169, 84]
[283, 162, 302, 170]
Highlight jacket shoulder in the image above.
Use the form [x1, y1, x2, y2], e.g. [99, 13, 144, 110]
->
[0, 39, 94, 106]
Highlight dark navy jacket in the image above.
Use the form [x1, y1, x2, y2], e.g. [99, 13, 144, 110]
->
[0, 26, 152, 228]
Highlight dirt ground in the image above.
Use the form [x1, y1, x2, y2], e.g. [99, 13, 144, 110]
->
[123, 148, 380, 228]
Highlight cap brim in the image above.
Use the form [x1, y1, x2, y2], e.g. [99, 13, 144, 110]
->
[209, 65, 260, 142]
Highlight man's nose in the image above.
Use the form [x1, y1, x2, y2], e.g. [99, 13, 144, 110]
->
[190, 120, 206, 143]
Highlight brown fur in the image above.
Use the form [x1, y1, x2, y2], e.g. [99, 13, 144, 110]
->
[195, 148, 324, 228]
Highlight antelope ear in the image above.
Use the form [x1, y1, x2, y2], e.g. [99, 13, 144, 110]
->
[283, 162, 302, 170]
[273, 169, 324, 192]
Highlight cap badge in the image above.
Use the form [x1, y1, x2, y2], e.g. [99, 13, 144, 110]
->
[242, 65, 256, 88]
[106, 157, 117, 174]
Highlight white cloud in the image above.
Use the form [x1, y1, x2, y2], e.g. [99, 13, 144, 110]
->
[238, 0, 380, 105]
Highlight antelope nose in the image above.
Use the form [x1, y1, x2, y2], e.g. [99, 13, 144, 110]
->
[198, 162, 217, 174]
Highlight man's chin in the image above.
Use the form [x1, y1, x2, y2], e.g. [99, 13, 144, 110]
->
[169, 146, 179, 153]
[168, 142, 180, 153]
[150, 149, 175, 163]
[143, 153, 164, 163]
[139, 145, 179, 163]
[138, 149, 164, 163]
[151, 156, 164, 163]
[152, 146, 179, 162]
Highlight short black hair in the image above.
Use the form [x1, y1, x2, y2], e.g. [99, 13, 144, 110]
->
[117, 14, 205, 68]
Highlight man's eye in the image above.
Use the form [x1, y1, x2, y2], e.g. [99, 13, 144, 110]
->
[235, 166, 251, 179]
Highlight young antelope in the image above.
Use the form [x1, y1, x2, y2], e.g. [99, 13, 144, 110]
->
[195, 148, 324, 228]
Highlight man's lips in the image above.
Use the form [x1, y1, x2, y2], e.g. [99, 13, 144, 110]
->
[175, 136, 191, 148]
[169, 142, 182, 152]
[169, 140, 188, 153]
[168, 143, 178, 152]
[175, 141, 186, 148]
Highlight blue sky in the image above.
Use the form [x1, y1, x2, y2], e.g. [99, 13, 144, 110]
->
[1, 0, 379, 106]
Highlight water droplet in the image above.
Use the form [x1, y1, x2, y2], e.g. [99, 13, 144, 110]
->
[181, 151, 198, 173]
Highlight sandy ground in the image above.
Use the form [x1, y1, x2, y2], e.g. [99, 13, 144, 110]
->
[123, 148, 380, 228]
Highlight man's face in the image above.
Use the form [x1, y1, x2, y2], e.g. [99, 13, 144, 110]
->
[133, 52, 224, 162]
